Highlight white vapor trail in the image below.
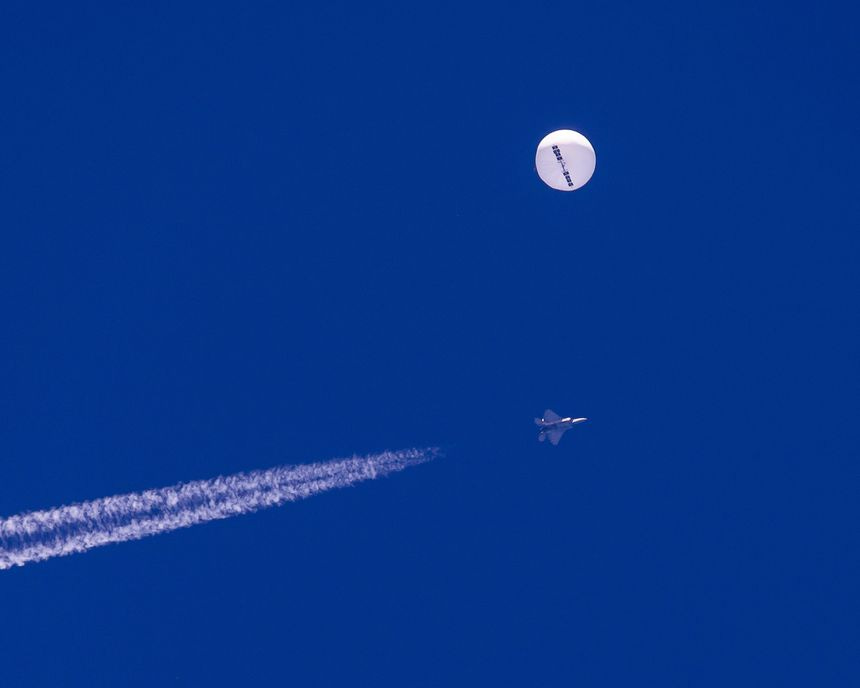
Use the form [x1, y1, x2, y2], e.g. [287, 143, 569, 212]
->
[0, 448, 435, 571]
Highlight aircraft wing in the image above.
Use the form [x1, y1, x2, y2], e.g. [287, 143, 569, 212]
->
[538, 428, 567, 445]
[546, 428, 566, 445]
[543, 409, 561, 422]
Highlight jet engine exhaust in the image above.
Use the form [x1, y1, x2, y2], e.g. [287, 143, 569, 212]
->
[0, 448, 436, 571]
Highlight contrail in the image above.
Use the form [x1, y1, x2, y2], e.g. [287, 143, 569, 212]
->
[0, 448, 435, 571]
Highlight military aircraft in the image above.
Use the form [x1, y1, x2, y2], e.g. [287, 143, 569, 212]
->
[534, 409, 587, 445]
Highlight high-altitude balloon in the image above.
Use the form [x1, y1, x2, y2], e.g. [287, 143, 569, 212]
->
[535, 130, 596, 191]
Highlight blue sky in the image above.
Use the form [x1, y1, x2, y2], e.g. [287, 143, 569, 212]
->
[1, 1, 857, 685]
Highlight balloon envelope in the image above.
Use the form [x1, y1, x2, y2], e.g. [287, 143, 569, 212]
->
[535, 130, 596, 191]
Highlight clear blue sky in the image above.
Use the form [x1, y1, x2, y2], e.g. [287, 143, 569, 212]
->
[1, 1, 857, 685]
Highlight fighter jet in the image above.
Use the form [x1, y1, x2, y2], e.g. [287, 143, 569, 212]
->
[534, 409, 587, 445]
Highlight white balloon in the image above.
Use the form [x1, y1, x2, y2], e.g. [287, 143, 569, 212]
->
[535, 129, 596, 191]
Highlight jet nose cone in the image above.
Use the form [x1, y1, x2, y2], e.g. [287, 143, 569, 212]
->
[574, 417, 588, 423]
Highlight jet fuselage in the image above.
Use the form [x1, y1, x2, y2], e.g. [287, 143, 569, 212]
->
[534, 410, 587, 445]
